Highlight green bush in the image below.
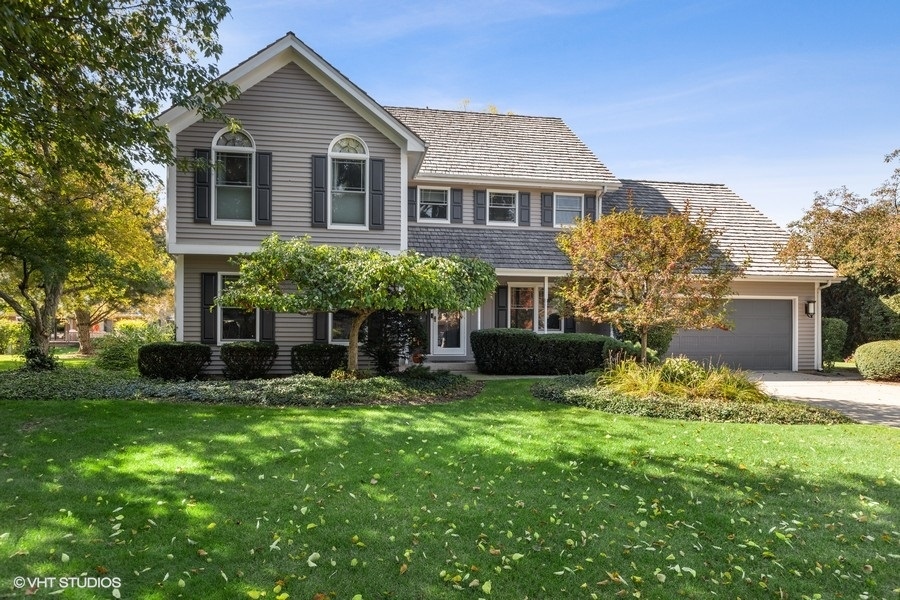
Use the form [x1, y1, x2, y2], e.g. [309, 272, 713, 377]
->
[220, 341, 279, 380]
[536, 333, 609, 374]
[615, 323, 676, 356]
[363, 310, 427, 374]
[470, 329, 612, 375]
[822, 317, 848, 371]
[291, 343, 348, 377]
[0, 320, 28, 354]
[23, 345, 58, 371]
[602, 337, 658, 364]
[137, 342, 211, 380]
[859, 293, 900, 342]
[854, 340, 900, 381]
[95, 321, 174, 371]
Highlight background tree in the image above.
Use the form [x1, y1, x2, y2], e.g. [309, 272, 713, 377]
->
[0, 0, 235, 362]
[218, 235, 497, 372]
[777, 150, 900, 352]
[557, 203, 743, 363]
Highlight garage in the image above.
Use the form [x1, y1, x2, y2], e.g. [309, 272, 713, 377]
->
[666, 299, 794, 370]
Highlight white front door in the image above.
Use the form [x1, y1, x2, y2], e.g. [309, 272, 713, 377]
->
[431, 309, 467, 355]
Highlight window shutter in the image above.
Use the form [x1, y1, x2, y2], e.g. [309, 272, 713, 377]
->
[194, 149, 211, 223]
[494, 286, 508, 328]
[260, 309, 276, 342]
[311, 155, 327, 228]
[313, 312, 329, 344]
[540, 193, 554, 227]
[256, 152, 272, 225]
[450, 188, 463, 223]
[369, 158, 385, 230]
[407, 186, 418, 222]
[564, 316, 576, 333]
[518, 192, 531, 226]
[584, 194, 597, 220]
[474, 190, 487, 225]
[200, 273, 218, 344]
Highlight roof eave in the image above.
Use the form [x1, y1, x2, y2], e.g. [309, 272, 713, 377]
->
[410, 173, 622, 192]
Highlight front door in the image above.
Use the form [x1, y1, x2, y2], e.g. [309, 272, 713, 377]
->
[431, 309, 466, 356]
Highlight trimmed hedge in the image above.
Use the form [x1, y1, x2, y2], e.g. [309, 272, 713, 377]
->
[822, 317, 848, 370]
[221, 341, 279, 379]
[470, 329, 613, 375]
[137, 342, 211, 380]
[291, 343, 348, 377]
[854, 340, 900, 381]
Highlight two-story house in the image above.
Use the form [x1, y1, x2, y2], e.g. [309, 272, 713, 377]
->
[159, 33, 839, 374]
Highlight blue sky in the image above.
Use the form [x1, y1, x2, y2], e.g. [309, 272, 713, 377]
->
[212, 0, 899, 227]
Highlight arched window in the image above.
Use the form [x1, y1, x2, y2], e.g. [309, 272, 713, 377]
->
[328, 135, 368, 226]
[212, 129, 255, 223]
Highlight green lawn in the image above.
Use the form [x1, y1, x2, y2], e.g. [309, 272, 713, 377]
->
[0, 347, 91, 372]
[0, 380, 898, 599]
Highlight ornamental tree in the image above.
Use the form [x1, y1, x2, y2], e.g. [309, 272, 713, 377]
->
[218, 235, 497, 372]
[556, 202, 744, 364]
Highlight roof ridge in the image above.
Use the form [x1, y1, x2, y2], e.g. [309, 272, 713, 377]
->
[620, 178, 727, 187]
[385, 106, 564, 121]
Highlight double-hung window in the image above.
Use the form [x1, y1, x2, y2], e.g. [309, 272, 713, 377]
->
[508, 285, 562, 333]
[329, 136, 368, 227]
[554, 193, 583, 227]
[329, 311, 356, 344]
[219, 274, 258, 342]
[418, 188, 450, 221]
[488, 190, 517, 225]
[213, 130, 255, 223]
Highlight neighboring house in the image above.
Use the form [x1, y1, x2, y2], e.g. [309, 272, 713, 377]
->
[158, 33, 839, 373]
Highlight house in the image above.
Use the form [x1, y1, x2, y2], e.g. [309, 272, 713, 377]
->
[158, 33, 839, 373]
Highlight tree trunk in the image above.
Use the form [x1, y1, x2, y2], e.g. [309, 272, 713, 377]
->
[26, 278, 65, 364]
[346, 311, 371, 372]
[74, 307, 94, 355]
[640, 327, 649, 365]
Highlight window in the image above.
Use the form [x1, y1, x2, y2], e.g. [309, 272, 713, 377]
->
[213, 129, 255, 223]
[509, 285, 562, 333]
[488, 190, 517, 225]
[419, 188, 450, 221]
[431, 309, 466, 355]
[219, 275, 258, 342]
[554, 193, 583, 227]
[329, 135, 368, 227]
[329, 311, 356, 344]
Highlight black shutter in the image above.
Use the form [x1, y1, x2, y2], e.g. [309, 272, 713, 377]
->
[518, 192, 531, 226]
[313, 312, 329, 344]
[474, 190, 487, 225]
[194, 149, 211, 223]
[564, 316, 576, 333]
[312, 155, 327, 228]
[408, 186, 418, 222]
[369, 158, 385, 230]
[260, 310, 276, 342]
[540, 193, 554, 227]
[584, 194, 597, 220]
[256, 152, 272, 225]
[494, 286, 508, 328]
[200, 273, 218, 344]
[450, 188, 463, 223]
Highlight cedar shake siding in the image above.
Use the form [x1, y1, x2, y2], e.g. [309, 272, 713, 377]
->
[174, 63, 403, 251]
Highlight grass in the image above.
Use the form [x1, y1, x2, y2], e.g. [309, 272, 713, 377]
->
[0, 380, 897, 599]
[0, 346, 92, 372]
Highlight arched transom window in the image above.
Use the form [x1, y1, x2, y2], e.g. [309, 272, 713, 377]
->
[212, 129, 255, 223]
[329, 135, 368, 226]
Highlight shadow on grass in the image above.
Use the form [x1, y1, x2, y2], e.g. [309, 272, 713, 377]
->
[0, 381, 897, 599]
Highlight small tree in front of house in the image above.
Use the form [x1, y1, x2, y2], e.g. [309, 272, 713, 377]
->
[556, 202, 743, 364]
[217, 235, 496, 372]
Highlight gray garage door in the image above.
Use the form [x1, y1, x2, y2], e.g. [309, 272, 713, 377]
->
[666, 299, 793, 370]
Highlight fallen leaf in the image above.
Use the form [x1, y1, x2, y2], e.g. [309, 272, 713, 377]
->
[399, 563, 408, 575]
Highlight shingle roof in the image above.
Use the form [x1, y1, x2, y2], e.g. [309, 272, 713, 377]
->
[603, 180, 838, 278]
[385, 107, 619, 187]
[408, 226, 570, 270]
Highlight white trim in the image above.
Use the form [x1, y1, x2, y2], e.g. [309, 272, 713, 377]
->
[553, 192, 584, 228]
[813, 282, 822, 371]
[211, 127, 256, 226]
[328, 311, 352, 345]
[217, 272, 260, 345]
[174, 255, 184, 342]
[506, 282, 562, 333]
[408, 173, 621, 191]
[166, 130, 178, 253]
[725, 294, 799, 372]
[400, 148, 409, 250]
[496, 268, 569, 277]
[431, 309, 467, 355]
[486, 189, 519, 226]
[417, 187, 452, 224]
[168, 243, 403, 255]
[328, 134, 369, 229]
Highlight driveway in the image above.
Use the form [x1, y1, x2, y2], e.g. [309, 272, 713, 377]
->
[754, 371, 900, 427]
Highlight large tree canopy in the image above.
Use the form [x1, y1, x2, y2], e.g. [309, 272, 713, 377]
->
[218, 235, 497, 371]
[557, 204, 743, 363]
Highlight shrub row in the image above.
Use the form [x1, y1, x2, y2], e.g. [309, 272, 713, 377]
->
[138, 342, 211, 380]
[470, 329, 655, 375]
[854, 340, 900, 381]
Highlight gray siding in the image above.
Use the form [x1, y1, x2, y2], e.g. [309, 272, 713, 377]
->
[175, 63, 402, 250]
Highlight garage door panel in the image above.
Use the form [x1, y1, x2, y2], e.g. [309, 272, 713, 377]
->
[667, 299, 793, 370]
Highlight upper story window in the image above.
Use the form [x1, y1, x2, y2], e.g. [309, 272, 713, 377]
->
[212, 129, 255, 224]
[488, 190, 517, 225]
[554, 193, 583, 227]
[329, 135, 368, 227]
[419, 188, 450, 221]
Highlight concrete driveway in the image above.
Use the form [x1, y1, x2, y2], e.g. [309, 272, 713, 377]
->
[754, 371, 900, 427]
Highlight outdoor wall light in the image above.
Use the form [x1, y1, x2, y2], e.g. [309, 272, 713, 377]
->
[804, 300, 816, 318]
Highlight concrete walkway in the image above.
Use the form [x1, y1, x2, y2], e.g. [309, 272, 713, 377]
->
[753, 370, 900, 427]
